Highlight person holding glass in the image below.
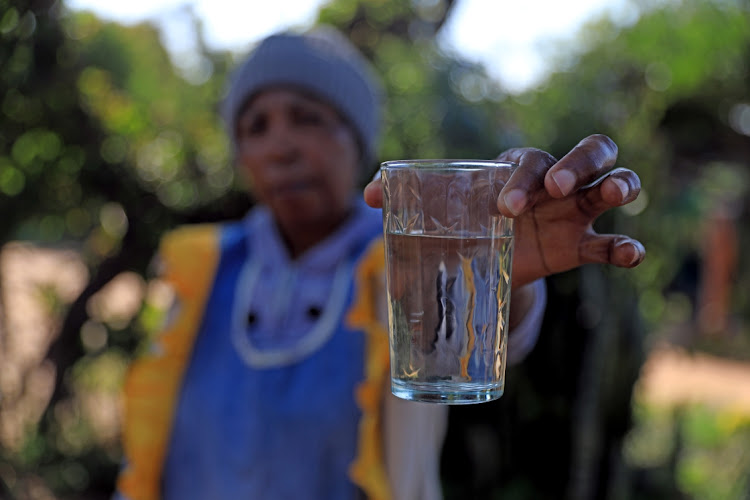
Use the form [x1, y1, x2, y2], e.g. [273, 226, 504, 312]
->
[114, 25, 645, 500]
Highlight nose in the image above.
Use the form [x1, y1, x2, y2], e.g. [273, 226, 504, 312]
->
[262, 120, 300, 164]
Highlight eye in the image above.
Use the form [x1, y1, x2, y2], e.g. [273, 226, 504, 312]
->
[239, 113, 267, 137]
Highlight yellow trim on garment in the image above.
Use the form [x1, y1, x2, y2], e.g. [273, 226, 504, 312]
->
[346, 239, 392, 500]
[117, 225, 220, 500]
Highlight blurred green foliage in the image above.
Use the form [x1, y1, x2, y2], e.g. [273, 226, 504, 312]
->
[499, 0, 750, 333]
[626, 402, 750, 500]
[1, 0, 749, 498]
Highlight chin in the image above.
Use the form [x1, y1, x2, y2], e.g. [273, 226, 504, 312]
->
[274, 203, 323, 225]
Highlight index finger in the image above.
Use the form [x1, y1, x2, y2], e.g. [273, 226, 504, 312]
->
[545, 134, 618, 198]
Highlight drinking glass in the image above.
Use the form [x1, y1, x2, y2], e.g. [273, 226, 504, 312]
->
[381, 159, 516, 404]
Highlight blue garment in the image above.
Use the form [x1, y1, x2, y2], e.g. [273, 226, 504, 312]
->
[162, 200, 383, 500]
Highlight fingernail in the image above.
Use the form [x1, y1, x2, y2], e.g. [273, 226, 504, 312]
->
[371, 169, 382, 183]
[611, 177, 629, 201]
[616, 240, 643, 266]
[503, 189, 527, 216]
[551, 170, 576, 196]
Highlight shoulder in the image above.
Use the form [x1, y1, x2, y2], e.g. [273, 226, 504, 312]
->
[157, 222, 236, 296]
[160, 223, 220, 255]
[159, 218, 249, 259]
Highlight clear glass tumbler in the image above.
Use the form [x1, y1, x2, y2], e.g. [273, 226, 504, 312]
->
[381, 159, 516, 404]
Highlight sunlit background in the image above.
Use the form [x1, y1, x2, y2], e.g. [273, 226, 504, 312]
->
[63, 0, 640, 93]
[1, 0, 749, 498]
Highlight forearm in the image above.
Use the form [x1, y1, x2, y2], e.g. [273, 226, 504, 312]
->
[507, 279, 547, 365]
[509, 282, 537, 330]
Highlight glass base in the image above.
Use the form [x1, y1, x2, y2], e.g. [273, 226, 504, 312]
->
[391, 379, 504, 405]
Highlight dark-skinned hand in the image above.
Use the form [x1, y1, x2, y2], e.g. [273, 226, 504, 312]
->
[364, 134, 646, 290]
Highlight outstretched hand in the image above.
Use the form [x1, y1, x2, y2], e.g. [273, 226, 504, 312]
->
[364, 134, 646, 288]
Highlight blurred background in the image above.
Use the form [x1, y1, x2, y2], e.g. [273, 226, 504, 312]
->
[0, 0, 749, 498]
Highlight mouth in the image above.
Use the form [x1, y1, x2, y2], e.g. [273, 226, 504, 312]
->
[273, 180, 316, 197]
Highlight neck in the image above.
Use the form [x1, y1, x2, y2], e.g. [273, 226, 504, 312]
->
[277, 206, 355, 259]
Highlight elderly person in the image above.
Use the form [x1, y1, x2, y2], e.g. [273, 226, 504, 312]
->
[114, 26, 644, 500]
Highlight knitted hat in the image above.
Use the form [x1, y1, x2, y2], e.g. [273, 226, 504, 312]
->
[221, 26, 383, 167]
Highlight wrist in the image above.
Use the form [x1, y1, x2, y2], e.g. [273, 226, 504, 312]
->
[509, 282, 536, 330]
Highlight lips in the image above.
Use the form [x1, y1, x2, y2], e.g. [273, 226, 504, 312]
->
[279, 181, 310, 192]
[269, 178, 321, 201]
[274, 180, 313, 195]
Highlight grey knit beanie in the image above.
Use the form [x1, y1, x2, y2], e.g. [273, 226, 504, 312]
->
[222, 26, 383, 167]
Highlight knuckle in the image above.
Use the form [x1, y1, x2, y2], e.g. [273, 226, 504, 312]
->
[577, 147, 603, 173]
[589, 134, 617, 152]
[577, 190, 602, 218]
[520, 148, 557, 167]
[578, 134, 618, 165]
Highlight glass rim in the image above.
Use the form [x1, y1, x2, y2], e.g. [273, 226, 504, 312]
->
[380, 159, 518, 169]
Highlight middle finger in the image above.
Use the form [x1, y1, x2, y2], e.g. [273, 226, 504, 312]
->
[545, 134, 619, 198]
[576, 168, 642, 219]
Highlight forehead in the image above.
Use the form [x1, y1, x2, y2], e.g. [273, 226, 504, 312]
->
[240, 87, 339, 117]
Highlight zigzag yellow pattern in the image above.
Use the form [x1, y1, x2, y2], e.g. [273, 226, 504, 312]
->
[117, 225, 390, 500]
[117, 225, 220, 500]
[346, 239, 392, 500]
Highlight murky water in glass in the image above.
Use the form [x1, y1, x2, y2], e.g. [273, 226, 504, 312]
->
[384, 231, 513, 404]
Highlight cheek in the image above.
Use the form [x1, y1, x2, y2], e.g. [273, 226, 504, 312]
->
[320, 145, 358, 197]
[327, 127, 361, 181]
[236, 153, 255, 185]
[236, 149, 269, 198]
[335, 126, 361, 163]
